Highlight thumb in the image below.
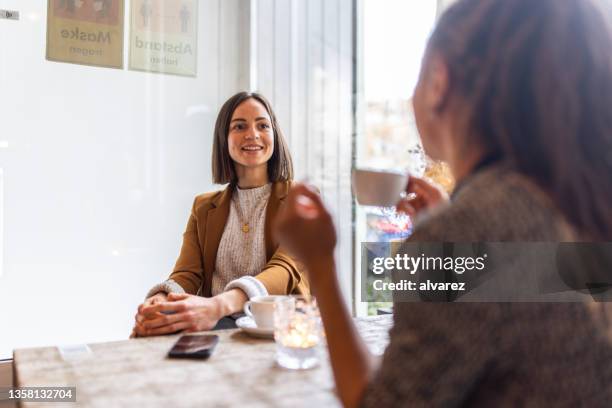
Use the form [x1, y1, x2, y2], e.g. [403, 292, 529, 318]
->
[150, 295, 165, 305]
[167, 292, 189, 301]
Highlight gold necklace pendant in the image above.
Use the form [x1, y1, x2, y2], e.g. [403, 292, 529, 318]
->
[242, 223, 250, 233]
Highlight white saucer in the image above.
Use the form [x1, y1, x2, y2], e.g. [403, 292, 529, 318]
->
[235, 316, 274, 339]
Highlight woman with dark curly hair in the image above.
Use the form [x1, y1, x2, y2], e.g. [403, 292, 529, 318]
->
[276, 0, 612, 406]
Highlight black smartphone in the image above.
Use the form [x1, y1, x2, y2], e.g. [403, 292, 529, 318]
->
[167, 334, 219, 359]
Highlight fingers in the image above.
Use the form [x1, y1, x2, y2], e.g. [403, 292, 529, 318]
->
[137, 306, 160, 320]
[290, 183, 322, 204]
[140, 300, 188, 317]
[139, 300, 152, 315]
[135, 312, 142, 324]
[289, 184, 324, 208]
[142, 310, 193, 330]
[137, 299, 160, 318]
[406, 177, 433, 198]
[285, 184, 333, 226]
[137, 320, 193, 336]
[134, 311, 159, 327]
[396, 177, 440, 218]
[274, 184, 338, 263]
[139, 293, 168, 316]
[137, 303, 148, 316]
[406, 175, 429, 190]
[134, 312, 183, 336]
[167, 292, 189, 301]
[134, 320, 148, 336]
[150, 295, 166, 305]
[295, 194, 320, 219]
[411, 182, 438, 203]
[136, 293, 191, 326]
[396, 199, 416, 216]
[145, 321, 192, 336]
[405, 176, 446, 207]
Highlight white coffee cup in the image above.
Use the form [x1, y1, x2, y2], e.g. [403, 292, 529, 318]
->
[243, 295, 291, 329]
[352, 168, 409, 207]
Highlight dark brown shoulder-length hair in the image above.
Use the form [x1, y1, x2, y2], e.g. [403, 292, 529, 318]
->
[429, 0, 612, 240]
[211, 91, 294, 184]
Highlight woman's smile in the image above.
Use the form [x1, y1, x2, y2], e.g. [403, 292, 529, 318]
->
[241, 144, 265, 152]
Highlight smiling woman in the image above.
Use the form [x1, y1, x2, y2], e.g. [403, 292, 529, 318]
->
[132, 92, 309, 337]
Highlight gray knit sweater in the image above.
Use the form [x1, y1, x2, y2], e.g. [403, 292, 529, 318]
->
[212, 183, 271, 296]
[361, 162, 612, 407]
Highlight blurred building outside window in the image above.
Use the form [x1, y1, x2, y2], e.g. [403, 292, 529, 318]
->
[358, 0, 455, 315]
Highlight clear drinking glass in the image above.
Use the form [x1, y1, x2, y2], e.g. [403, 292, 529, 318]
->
[274, 296, 322, 369]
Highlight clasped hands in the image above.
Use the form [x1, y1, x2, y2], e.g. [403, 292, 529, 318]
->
[132, 292, 222, 337]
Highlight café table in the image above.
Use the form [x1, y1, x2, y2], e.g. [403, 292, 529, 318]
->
[12, 315, 392, 407]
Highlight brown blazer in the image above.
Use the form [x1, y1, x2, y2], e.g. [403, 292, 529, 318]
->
[167, 181, 309, 297]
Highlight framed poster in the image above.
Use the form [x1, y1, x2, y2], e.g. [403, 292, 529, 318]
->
[129, 0, 198, 77]
[46, 0, 124, 68]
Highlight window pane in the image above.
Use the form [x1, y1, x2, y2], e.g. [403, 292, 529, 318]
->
[357, 0, 438, 315]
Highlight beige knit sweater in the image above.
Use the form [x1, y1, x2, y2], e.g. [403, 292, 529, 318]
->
[212, 183, 271, 296]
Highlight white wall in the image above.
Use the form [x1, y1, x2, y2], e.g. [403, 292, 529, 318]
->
[0, 0, 249, 359]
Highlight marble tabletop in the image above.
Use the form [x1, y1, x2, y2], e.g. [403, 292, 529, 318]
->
[13, 315, 392, 408]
